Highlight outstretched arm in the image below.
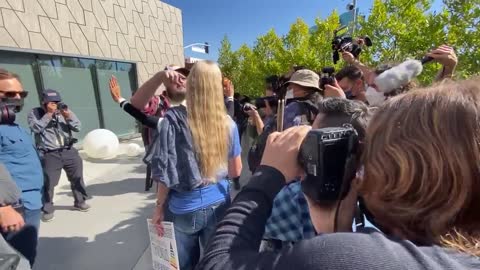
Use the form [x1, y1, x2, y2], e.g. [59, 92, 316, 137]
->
[109, 76, 159, 129]
[130, 71, 185, 110]
[426, 45, 457, 81]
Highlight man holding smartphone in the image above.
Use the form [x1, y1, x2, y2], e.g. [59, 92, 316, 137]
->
[28, 89, 89, 222]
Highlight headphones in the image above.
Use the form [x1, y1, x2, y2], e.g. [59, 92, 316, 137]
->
[0, 103, 16, 125]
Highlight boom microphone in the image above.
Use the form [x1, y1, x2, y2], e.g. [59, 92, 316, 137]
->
[374, 59, 423, 93]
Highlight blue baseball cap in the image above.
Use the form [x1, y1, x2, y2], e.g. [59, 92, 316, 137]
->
[42, 89, 62, 103]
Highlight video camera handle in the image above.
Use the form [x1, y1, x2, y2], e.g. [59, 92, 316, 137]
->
[277, 99, 285, 132]
[421, 56, 434, 65]
[276, 83, 288, 132]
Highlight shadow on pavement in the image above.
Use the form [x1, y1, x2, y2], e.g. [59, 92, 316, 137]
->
[34, 204, 154, 270]
[57, 177, 150, 198]
[34, 176, 156, 270]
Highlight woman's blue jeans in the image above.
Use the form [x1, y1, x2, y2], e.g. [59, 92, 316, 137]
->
[165, 201, 228, 270]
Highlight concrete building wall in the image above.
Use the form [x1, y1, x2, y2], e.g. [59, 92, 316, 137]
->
[0, 0, 184, 84]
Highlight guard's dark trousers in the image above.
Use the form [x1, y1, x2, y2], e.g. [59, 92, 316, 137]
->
[41, 148, 89, 214]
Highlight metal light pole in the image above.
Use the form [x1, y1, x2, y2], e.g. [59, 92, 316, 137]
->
[345, 0, 359, 36]
[352, 0, 357, 35]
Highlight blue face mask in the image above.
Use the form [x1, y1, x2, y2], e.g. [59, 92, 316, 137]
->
[345, 89, 356, 100]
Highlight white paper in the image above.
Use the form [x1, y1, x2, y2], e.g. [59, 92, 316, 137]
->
[147, 219, 180, 270]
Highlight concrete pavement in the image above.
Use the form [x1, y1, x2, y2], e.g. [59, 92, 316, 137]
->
[33, 135, 253, 270]
[34, 139, 156, 270]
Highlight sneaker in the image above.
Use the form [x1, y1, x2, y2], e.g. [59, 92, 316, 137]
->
[73, 202, 91, 212]
[42, 213, 55, 222]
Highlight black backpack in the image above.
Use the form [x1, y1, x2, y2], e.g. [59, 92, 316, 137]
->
[247, 100, 318, 173]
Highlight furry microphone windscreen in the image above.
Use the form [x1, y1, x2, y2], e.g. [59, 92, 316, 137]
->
[374, 60, 423, 93]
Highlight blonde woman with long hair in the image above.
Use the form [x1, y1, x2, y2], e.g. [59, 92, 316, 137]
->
[150, 61, 242, 270]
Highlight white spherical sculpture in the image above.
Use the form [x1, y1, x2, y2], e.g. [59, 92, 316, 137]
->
[125, 143, 142, 157]
[83, 129, 119, 159]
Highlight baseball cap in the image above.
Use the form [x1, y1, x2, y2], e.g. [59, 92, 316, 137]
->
[42, 89, 62, 103]
[287, 69, 321, 91]
[164, 65, 190, 77]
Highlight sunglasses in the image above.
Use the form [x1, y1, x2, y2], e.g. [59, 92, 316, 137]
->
[0, 90, 28, 98]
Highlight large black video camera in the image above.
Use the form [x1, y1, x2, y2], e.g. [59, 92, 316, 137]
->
[243, 69, 299, 112]
[332, 27, 372, 64]
[299, 125, 359, 202]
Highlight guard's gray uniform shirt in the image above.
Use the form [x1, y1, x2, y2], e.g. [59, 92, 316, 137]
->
[27, 108, 81, 151]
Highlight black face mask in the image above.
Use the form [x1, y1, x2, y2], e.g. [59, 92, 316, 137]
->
[0, 98, 24, 125]
[1, 97, 24, 113]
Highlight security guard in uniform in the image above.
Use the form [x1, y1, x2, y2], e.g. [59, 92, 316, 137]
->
[27, 89, 90, 222]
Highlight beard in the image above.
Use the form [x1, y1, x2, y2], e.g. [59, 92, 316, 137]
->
[166, 87, 186, 104]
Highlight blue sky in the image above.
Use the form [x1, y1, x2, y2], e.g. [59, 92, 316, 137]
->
[163, 0, 443, 61]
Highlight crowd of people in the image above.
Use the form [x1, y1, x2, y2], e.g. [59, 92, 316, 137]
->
[0, 37, 478, 270]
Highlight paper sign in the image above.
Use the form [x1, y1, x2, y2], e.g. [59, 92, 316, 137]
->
[147, 219, 180, 270]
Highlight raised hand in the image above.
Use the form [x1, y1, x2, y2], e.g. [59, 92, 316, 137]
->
[324, 78, 347, 99]
[426, 45, 457, 78]
[109, 76, 123, 103]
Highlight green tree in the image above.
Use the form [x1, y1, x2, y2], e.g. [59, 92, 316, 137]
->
[218, 0, 479, 96]
[358, 0, 449, 83]
[235, 44, 263, 98]
[252, 29, 285, 79]
[443, 0, 480, 78]
[217, 35, 240, 81]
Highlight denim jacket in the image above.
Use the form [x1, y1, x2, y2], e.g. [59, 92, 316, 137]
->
[151, 106, 201, 192]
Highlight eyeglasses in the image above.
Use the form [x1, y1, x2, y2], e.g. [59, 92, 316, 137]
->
[0, 90, 28, 98]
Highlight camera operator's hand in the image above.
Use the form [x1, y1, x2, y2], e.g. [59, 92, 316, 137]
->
[60, 109, 71, 119]
[261, 126, 311, 182]
[0, 206, 25, 233]
[245, 107, 259, 118]
[324, 79, 347, 99]
[342, 51, 356, 65]
[426, 45, 457, 79]
[109, 76, 123, 103]
[46, 102, 57, 116]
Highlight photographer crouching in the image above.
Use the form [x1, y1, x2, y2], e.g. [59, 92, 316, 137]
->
[28, 90, 90, 222]
[197, 78, 480, 270]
